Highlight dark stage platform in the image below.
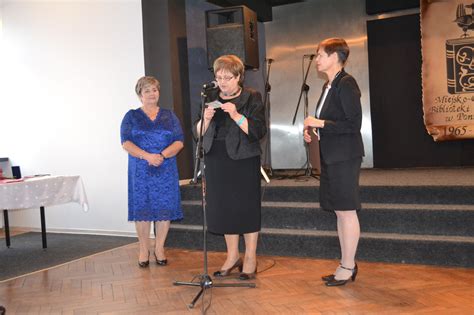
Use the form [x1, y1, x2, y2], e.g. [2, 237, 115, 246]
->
[174, 167, 474, 267]
[265, 167, 474, 186]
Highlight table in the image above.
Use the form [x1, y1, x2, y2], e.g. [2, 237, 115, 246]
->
[0, 175, 89, 248]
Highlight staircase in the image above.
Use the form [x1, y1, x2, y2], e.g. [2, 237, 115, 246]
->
[166, 181, 474, 267]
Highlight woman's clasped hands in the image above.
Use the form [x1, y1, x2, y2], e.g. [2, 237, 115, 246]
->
[145, 153, 164, 167]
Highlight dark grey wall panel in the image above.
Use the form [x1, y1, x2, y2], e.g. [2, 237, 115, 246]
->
[367, 14, 474, 168]
[141, 0, 193, 178]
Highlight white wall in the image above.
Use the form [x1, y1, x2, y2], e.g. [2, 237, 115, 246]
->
[0, 0, 144, 235]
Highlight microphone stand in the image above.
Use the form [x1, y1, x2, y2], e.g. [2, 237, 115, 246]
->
[262, 58, 273, 177]
[173, 88, 255, 313]
[291, 55, 319, 180]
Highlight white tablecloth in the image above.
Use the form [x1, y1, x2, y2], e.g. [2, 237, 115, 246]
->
[0, 175, 89, 211]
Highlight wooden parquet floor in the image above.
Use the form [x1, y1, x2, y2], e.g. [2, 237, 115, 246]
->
[0, 241, 473, 314]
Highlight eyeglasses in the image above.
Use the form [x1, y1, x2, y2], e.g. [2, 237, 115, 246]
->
[215, 75, 235, 82]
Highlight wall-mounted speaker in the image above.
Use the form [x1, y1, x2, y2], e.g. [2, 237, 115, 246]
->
[206, 5, 259, 69]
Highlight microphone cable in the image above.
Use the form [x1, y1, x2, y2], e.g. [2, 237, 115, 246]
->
[256, 171, 277, 276]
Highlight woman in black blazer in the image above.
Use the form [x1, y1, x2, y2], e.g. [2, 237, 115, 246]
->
[194, 55, 266, 280]
[304, 38, 364, 286]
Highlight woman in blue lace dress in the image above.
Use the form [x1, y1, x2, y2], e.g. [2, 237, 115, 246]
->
[121, 76, 184, 268]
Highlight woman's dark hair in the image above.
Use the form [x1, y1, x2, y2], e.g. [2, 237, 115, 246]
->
[318, 38, 350, 65]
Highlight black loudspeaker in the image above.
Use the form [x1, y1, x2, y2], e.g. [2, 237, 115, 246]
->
[366, 0, 419, 15]
[11, 166, 21, 179]
[206, 6, 259, 69]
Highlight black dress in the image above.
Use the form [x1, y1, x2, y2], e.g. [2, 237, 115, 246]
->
[205, 96, 262, 234]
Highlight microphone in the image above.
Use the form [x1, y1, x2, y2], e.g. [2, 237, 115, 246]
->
[202, 80, 218, 89]
[266, 58, 274, 64]
[303, 54, 316, 59]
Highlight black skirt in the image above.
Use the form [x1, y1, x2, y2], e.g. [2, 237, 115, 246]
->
[205, 140, 261, 234]
[319, 157, 362, 211]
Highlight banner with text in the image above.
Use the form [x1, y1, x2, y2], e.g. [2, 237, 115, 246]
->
[421, 0, 474, 141]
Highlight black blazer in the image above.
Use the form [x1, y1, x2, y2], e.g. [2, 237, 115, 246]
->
[317, 70, 365, 164]
[193, 87, 267, 160]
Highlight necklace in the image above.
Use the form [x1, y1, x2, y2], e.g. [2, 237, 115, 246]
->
[329, 69, 342, 85]
[221, 87, 241, 97]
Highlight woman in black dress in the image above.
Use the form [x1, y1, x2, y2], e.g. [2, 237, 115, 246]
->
[304, 38, 364, 286]
[194, 55, 266, 280]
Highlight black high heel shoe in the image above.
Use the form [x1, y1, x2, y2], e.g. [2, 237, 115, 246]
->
[138, 252, 150, 268]
[325, 263, 358, 286]
[213, 258, 243, 277]
[321, 263, 341, 281]
[321, 274, 335, 281]
[154, 253, 167, 266]
[239, 263, 258, 281]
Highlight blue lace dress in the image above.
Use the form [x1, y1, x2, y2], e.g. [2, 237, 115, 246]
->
[120, 108, 184, 222]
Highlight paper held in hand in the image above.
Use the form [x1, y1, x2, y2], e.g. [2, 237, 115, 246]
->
[309, 127, 321, 174]
[206, 100, 222, 109]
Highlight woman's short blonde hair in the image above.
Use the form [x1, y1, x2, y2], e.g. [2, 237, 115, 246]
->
[213, 55, 245, 86]
[135, 76, 160, 96]
[317, 38, 350, 65]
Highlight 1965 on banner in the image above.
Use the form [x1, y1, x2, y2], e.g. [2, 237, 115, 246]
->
[421, 0, 474, 141]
